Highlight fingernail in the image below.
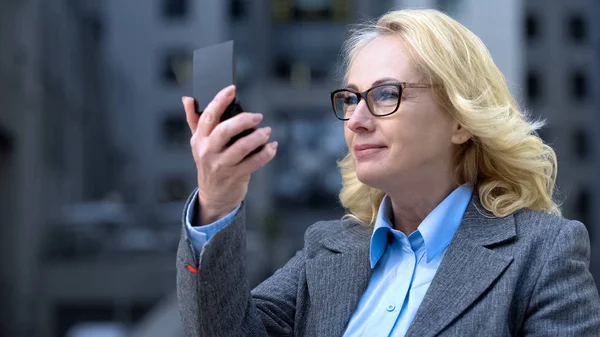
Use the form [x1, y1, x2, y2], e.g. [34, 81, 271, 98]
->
[262, 126, 272, 135]
[182, 96, 188, 103]
[252, 113, 263, 122]
[271, 141, 278, 150]
[226, 85, 235, 97]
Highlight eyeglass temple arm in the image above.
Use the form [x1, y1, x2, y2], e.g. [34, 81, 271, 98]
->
[402, 82, 441, 88]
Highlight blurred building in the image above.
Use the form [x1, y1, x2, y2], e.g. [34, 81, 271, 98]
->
[0, 0, 107, 334]
[35, 1, 231, 336]
[102, 0, 228, 220]
[0, 0, 135, 334]
[1, 0, 205, 336]
[524, 0, 600, 278]
[0, 1, 44, 335]
[1, 0, 598, 336]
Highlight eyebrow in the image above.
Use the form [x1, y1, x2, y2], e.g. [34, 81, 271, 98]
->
[345, 77, 399, 91]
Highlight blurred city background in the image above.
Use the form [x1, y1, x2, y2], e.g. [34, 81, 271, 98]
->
[0, 0, 598, 336]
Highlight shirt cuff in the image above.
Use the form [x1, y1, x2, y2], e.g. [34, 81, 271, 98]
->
[185, 189, 242, 255]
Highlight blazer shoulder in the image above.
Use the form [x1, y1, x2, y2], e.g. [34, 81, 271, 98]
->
[514, 208, 585, 234]
[512, 208, 590, 250]
[302, 218, 363, 248]
[304, 219, 346, 242]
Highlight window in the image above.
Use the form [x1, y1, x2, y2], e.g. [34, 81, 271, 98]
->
[163, 0, 188, 19]
[161, 114, 189, 147]
[525, 13, 540, 42]
[571, 129, 590, 160]
[273, 57, 291, 80]
[567, 14, 587, 43]
[272, 0, 293, 21]
[570, 70, 588, 100]
[526, 71, 541, 103]
[88, 16, 103, 42]
[161, 176, 190, 202]
[573, 188, 592, 238]
[161, 49, 191, 85]
[292, 0, 332, 21]
[0, 124, 13, 156]
[272, 0, 350, 22]
[230, 0, 247, 20]
[272, 57, 330, 83]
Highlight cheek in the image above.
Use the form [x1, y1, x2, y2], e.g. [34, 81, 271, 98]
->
[384, 116, 418, 148]
[411, 114, 454, 153]
[344, 126, 353, 148]
[386, 111, 446, 155]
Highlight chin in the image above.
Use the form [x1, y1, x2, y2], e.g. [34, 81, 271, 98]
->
[355, 162, 387, 189]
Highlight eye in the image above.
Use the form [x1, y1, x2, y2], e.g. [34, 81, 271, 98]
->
[342, 95, 358, 105]
[374, 88, 399, 101]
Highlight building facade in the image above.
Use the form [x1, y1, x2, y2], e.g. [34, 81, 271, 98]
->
[524, 0, 600, 278]
[0, 0, 111, 335]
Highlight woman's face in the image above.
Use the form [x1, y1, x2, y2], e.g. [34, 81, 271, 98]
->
[344, 35, 467, 190]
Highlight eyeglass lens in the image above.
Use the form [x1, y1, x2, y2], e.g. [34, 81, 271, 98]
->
[333, 85, 401, 120]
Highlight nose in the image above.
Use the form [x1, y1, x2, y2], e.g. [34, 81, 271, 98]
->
[346, 100, 375, 134]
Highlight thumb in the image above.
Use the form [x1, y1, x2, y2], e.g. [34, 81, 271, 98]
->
[183, 96, 199, 134]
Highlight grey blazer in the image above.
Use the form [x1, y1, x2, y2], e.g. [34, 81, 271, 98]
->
[176, 191, 600, 336]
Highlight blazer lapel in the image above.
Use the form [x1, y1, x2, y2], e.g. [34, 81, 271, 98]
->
[405, 195, 516, 337]
[305, 222, 372, 337]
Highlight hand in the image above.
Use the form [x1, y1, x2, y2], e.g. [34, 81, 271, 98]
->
[183, 85, 278, 226]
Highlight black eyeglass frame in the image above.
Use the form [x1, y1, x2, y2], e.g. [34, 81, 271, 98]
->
[330, 82, 435, 121]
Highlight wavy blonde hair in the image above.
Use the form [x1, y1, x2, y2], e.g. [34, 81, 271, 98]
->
[338, 9, 560, 226]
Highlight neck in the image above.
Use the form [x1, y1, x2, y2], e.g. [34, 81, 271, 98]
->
[386, 171, 458, 235]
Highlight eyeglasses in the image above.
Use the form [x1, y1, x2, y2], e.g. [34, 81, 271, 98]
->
[330, 83, 434, 121]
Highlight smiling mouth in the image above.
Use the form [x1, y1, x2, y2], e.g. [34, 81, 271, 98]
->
[353, 145, 387, 159]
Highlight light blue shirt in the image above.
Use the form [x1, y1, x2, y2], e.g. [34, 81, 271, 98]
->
[185, 189, 241, 259]
[185, 185, 473, 336]
[342, 184, 473, 337]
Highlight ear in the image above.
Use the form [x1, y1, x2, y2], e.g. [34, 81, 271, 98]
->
[451, 122, 471, 145]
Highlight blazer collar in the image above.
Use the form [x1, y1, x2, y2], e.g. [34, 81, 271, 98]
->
[305, 220, 371, 336]
[318, 192, 516, 251]
[319, 220, 372, 253]
[405, 193, 517, 336]
[306, 193, 517, 337]
[455, 192, 517, 246]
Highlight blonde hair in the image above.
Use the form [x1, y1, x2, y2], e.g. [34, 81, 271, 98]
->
[338, 9, 560, 226]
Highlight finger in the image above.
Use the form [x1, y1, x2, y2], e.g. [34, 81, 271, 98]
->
[219, 126, 271, 165]
[235, 141, 278, 176]
[197, 85, 236, 138]
[208, 112, 264, 151]
[182, 96, 199, 134]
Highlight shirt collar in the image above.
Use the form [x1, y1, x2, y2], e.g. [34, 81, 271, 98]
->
[369, 184, 473, 268]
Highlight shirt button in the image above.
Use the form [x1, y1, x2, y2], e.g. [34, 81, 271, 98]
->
[386, 304, 396, 312]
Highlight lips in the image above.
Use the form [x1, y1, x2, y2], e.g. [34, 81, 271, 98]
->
[353, 144, 387, 159]
[354, 144, 386, 151]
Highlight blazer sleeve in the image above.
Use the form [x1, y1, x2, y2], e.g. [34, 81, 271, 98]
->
[176, 192, 304, 337]
[523, 220, 600, 336]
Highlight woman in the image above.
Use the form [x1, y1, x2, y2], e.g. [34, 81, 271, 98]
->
[176, 9, 600, 337]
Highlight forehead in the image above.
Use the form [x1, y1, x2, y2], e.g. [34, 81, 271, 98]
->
[347, 35, 417, 90]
